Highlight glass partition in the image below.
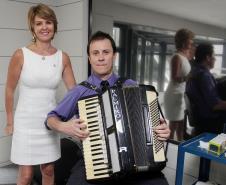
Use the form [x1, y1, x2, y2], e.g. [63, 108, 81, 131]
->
[113, 23, 226, 142]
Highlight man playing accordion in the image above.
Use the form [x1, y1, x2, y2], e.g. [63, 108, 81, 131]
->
[46, 31, 170, 185]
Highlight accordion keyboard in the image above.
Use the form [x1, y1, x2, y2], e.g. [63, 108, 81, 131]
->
[78, 96, 111, 180]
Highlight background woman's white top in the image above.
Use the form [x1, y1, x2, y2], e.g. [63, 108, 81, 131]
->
[164, 53, 191, 121]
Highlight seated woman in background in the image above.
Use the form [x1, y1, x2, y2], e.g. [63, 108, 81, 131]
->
[186, 43, 226, 135]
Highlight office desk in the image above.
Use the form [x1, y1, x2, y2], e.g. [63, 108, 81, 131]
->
[175, 133, 226, 185]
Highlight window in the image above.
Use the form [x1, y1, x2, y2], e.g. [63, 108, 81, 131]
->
[211, 45, 223, 76]
[113, 23, 226, 92]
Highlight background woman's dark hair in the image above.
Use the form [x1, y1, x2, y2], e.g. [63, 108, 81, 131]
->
[87, 31, 116, 55]
[175, 28, 194, 50]
[195, 43, 214, 63]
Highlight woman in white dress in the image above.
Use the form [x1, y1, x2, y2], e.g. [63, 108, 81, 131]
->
[164, 28, 194, 141]
[4, 4, 76, 185]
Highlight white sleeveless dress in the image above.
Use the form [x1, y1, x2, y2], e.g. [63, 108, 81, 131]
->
[164, 53, 191, 121]
[11, 47, 62, 165]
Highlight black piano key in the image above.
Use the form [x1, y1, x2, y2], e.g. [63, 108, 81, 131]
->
[88, 120, 99, 124]
[91, 143, 102, 148]
[87, 115, 98, 119]
[90, 137, 102, 142]
[94, 167, 110, 172]
[87, 111, 98, 115]
[88, 124, 99, 129]
[86, 105, 98, 110]
[92, 152, 103, 156]
[93, 157, 104, 162]
[91, 147, 103, 152]
[89, 128, 99, 132]
[90, 134, 100, 138]
[85, 102, 98, 106]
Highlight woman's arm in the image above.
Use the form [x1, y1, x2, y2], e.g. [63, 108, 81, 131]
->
[5, 49, 23, 135]
[62, 52, 76, 90]
[171, 54, 185, 83]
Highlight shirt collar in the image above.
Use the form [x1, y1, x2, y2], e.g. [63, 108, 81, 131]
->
[194, 63, 209, 72]
[88, 73, 119, 88]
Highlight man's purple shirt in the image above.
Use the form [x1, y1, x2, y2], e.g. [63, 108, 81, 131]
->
[46, 73, 136, 128]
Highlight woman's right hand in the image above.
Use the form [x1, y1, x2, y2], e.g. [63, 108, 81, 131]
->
[4, 124, 13, 135]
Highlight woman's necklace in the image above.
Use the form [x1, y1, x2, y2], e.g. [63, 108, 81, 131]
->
[34, 43, 52, 61]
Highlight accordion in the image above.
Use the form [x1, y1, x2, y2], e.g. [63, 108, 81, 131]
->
[78, 85, 166, 181]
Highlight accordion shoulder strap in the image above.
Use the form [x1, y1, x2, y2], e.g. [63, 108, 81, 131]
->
[79, 81, 102, 94]
[158, 101, 165, 120]
[79, 77, 128, 94]
[113, 77, 128, 87]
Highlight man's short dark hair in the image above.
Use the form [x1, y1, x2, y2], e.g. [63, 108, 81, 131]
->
[195, 43, 214, 63]
[87, 31, 116, 56]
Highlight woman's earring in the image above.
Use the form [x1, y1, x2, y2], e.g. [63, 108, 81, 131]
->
[32, 35, 36, 42]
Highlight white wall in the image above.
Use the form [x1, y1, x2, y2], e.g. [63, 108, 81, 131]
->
[92, 0, 226, 39]
[0, 0, 88, 166]
[53, 0, 89, 100]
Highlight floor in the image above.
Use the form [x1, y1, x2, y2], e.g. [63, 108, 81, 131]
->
[0, 165, 197, 185]
[0, 164, 17, 185]
[0, 142, 199, 185]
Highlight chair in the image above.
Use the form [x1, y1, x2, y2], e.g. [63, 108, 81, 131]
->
[33, 138, 82, 185]
[183, 93, 197, 139]
[184, 92, 226, 136]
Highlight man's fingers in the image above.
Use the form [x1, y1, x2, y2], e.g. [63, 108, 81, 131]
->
[75, 126, 89, 138]
[79, 123, 87, 130]
[153, 122, 170, 141]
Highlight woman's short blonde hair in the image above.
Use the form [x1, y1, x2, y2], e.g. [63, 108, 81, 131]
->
[28, 4, 58, 41]
[175, 28, 194, 50]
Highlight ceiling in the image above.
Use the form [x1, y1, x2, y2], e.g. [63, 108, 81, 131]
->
[110, 0, 226, 29]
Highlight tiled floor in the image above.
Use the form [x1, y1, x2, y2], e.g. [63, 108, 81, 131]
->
[0, 142, 198, 185]
[0, 165, 196, 185]
[0, 164, 17, 185]
[163, 166, 197, 185]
